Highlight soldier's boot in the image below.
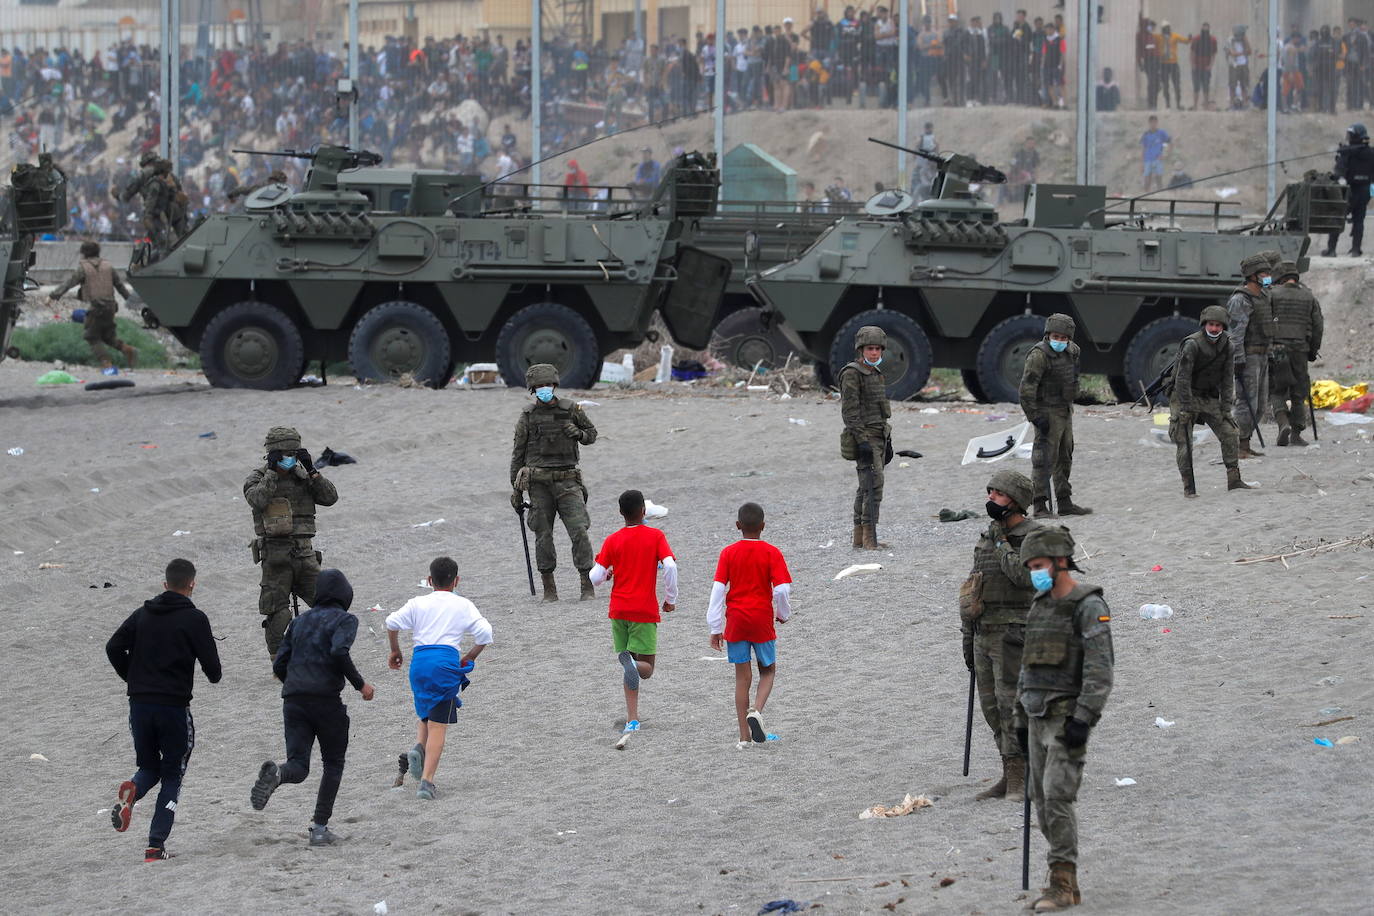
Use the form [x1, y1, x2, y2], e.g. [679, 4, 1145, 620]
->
[861, 525, 889, 550]
[974, 757, 1010, 800]
[1226, 467, 1252, 490]
[1238, 437, 1264, 459]
[1057, 500, 1093, 516]
[1276, 426, 1291, 447]
[1289, 429, 1310, 447]
[1005, 755, 1026, 799]
[1182, 470, 1198, 499]
[1032, 499, 1056, 518]
[540, 571, 558, 602]
[578, 570, 595, 601]
[852, 524, 865, 549]
[1031, 862, 1078, 911]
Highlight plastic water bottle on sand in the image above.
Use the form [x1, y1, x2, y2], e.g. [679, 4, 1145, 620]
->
[1139, 604, 1174, 619]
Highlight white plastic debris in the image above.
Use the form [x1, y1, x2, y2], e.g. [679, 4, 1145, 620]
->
[1325, 412, 1373, 425]
[172, 530, 191, 537]
[416, 578, 434, 589]
[576, 400, 602, 408]
[961, 422, 1032, 466]
[920, 407, 940, 414]
[1114, 777, 1137, 787]
[374, 902, 388, 916]
[29, 753, 48, 762]
[1154, 717, 1175, 728]
[7, 447, 23, 456]
[654, 345, 673, 383]
[834, 563, 883, 580]
[367, 604, 384, 613]
[819, 539, 834, 549]
[644, 499, 668, 519]
[898, 461, 910, 468]
[90, 488, 100, 493]
[411, 518, 446, 528]
[788, 417, 810, 426]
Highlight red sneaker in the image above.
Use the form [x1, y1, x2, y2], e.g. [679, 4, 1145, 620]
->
[144, 846, 174, 863]
[111, 780, 136, 833]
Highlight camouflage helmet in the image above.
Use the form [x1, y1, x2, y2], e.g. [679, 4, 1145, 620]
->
[1044, 313, 1076, 338]
[1276, 260, 1300, 281]
[1260, 249, 1282, 269]
[1199, 305, 1230, 328]
[269, 169, 287, 183]
[1239, 253, 1271, 279]
[138, 150, 158, 167]
[264, 426, 302, 452]
[1020, 525, 1077, 567]
[525, 363, 559, 389]
[986, 469, 1033, 513]
[854, 325, 887, 350]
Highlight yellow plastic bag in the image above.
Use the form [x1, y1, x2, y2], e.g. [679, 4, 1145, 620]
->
[1310, 380, 1369, 409]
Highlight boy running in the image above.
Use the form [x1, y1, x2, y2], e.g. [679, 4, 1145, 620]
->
[250, 568, 374, 846]
[589, 489, 678, 750]
[707, 502, 792, 748]
[105, 558, 222, 862]
[385, 556, 493, 800]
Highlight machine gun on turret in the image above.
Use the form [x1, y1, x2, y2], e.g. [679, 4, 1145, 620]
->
[869, 137, 1006, 201]
[232, 145, 384, 192]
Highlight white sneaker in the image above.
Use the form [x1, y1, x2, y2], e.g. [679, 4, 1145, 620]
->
[615, 719, 640, 750]
[746, 708, 766, 743]
[735, 740, 753, 750]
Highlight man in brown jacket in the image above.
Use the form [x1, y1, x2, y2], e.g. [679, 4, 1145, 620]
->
[49, 240, 137, 375]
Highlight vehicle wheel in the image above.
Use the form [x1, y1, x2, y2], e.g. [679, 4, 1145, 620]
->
[827, 308, 933, 401]
[709, 307, 801, 370]
[974, 314, 1045, 404]
[495, 301, 600, 390]
[813, 360, 835, 389]
[199, 300, 305, 390]
[1122, 315, 1199, 403]
[961, 369, 990, 402]
[348, 300, 452, 387]
[1107, 375, 1136, 403]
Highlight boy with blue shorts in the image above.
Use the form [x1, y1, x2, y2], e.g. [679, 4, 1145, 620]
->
[707, 502, 792, 748]
[590, 490, 678, 750]
[385, 556, 492, 800]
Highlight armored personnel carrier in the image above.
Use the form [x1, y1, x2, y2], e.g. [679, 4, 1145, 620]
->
[128, 146, 730, 389]
[748, 141, 1333, 402]
[1, 157, 68, 366]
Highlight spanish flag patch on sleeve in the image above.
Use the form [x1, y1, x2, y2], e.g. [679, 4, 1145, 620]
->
[1098, 615, 1111, 622]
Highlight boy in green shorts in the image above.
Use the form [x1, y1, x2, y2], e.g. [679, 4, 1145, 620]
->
[707, 502, 792, 748]
[589, 490, 678, 749]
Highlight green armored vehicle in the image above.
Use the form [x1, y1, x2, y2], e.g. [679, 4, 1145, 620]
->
[129, 146, 730, 389]
[748, 141, 1337, 402]
[1, 158, 68, 365]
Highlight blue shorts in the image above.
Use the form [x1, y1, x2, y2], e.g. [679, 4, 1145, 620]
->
[727, 639, 776, 667]
[1143, 159, 1164, 177]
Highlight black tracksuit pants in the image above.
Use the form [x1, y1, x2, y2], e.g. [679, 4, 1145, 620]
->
[128, 701, 195, 848]
[278, 696, 349, 826]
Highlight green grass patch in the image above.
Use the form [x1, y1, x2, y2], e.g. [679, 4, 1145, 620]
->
[11, 317, 179, 368]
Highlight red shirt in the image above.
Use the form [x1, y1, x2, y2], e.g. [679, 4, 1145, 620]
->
[596, 525, 673, 623]
[715, 538, 792, 643]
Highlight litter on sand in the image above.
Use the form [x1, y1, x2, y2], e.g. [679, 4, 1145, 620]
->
[835, 563, 883, 580]
[758, 901, 807, 915]
[1154, 717, 1175, 728]
[1324, 412, 1373, 426]
[1337, 736, 1361, 745]
[788, 418, 810, 426]
[644, 499, 668, 519]
[938, 508, 978, 522]
[859, 793, 934, 819]
[1313, 738, 1335, 747]
[35, 370, 77, 385]
[1114, 777, 1137, 787]
[961, 421, 1031, 465]
[411, 518, 446, 528]
[38, 562, 64, 569]
[373, 902, 388, 916]
[730, 470, 774, 478]
[316, 447, 357, 467]
[367, 604, 384, 613]
[29, 754, 48, 762]
[172, 530, 191, 537]
[7, 447, 23, 456]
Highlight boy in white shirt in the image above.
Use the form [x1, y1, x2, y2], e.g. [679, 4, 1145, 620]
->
[385, 556, 493, 800]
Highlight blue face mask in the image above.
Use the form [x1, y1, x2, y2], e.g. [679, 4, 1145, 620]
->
[1260, 275, 1273, 288]
[1049, 339, 1069, 353]
[1030, 567, 1055, 593]
[535, 386, 554, 403]
[864, 356, 883, 368]
[277, 455, 297, 471]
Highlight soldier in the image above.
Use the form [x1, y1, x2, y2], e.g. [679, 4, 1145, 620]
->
[509, 363, 598, 601]
[227, 169, 289, 203]
[1170, 306, 1251, 496]
[157, 159, 189, 238]
[245, 427, 339, 655]
[1014, 525, 1113, 912]
[961, 469, 1041, 802]
[1268, 261, 1324, 447]
[117, 151, 168, 247]
[1226, 253, 1273, 459]
[839, 326, 891, 550]
[1322, 123, 1374, 256]
[48, 240, 137, 376]
[1019, 313, 1092, 518]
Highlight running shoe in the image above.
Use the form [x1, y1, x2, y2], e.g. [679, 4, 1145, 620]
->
[308, 825, 339, 847]
[250, 761, 281, 810]
[416, 779, 437, 801]
[746, 708, 766, 743]
[143, 846, 174, 862]
[111, 780, 136, 832]
[406, 743, 425, 785]
[615, 719, 640, 750]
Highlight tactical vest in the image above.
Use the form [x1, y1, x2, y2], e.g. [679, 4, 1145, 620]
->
[971, 517, 1042, 625]
[1029, 341, 1079, 409]
[79, 259, 117, 303]
[1269, 284, 1317, 344]
[1021, 583, 1105, 691]
[251, 472, 322, 538]
[1181, 332, 1229, 399]
[840, 362, 892, 430]
[522, 397, 581, 468]
[1232, 287, 1272, 354]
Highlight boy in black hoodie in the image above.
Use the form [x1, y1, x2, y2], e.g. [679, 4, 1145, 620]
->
[250, 568, 373, 846]
[105, 558, 222, 862]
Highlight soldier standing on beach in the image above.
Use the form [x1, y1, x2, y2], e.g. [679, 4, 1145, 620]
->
[48, 240, 138, 376]
[510, 363, 599, 601]
[839, 326, 892, 550]
[1170, 306, 1251, 497]
[1019, 313, 1091, 518]
[962, 469, 1041, 802]
[1267, 261, 1324, 447]
[1014, 525, 1113, 912]
[1227, 253, 1273, 459]
[245, 427, 339, 655]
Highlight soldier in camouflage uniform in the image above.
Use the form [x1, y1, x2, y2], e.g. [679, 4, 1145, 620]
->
[1170, 306, 1251, 496]
[117, 151, 169, 247]
[1268, 261, 1324, 447]
[48, 240, 138, 374]
[839, 326, 892, 550]
[961, 468, 1041, 801]
[244, 427, 339, 655]
[157, 159, 189, 238]
[227, 169, 289, 203]
[1019, 313, 1092, 518]
[1226, 253, 1274, 459]
[1014, 525, 1113, 912]
[510, 363, 599, 601]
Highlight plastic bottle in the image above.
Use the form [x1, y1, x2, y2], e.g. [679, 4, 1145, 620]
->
[1138, 604, 1174, 619]
[621, 352, 635, 373]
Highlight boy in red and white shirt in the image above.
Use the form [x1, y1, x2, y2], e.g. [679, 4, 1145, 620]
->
[589, 489, 678, 749]
[707, 502, 792, 748]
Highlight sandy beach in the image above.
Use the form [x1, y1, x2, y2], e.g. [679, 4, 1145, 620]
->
[2, 361, 1371, 915]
